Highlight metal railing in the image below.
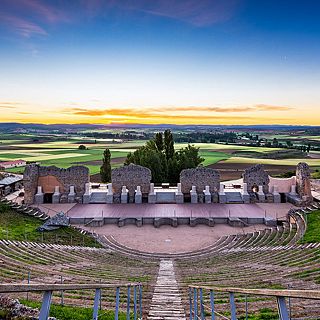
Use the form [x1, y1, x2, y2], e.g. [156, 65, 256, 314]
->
[0, 283, 142, 320]
[189, 285, 320, 320]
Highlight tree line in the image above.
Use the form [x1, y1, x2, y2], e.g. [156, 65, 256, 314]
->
[100, 130, 204, 183]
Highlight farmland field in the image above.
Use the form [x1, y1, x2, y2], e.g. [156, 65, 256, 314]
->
[1, 135, 318, 180]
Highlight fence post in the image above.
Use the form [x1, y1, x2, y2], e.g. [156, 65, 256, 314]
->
[189, 287, 193, 320]
[93, 288, 101, 320]
[134, 285, 137, 320]
[210, 290, 215, 320]
[245, 295, 248, 320]
[39, 290, 53, 320]
[139, 284, 143, 319]
[229, 292, 237, 320]
[27, 271, 30, 301]
[277, 296, 290, 320]
[193, 287, 198, 320]
[115, 286, 120, 320]
[127, 285, 131, 320]
[60, 275, 64, 306]
[199, 288, 204, 320]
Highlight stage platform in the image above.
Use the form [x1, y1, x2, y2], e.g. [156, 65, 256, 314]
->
[35, 202, 294, 222]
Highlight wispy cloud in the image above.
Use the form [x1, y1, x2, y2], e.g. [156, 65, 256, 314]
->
[62, 104, 293, 121]
[130, 0, 240, 27]
[0, 13, 48, 38]
[0, 102, 21, 109]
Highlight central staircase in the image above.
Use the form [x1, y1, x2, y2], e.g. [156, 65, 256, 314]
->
[226, 191, 244, 203]
[148, 259, 186, 320]
[89, 192, 107, 203]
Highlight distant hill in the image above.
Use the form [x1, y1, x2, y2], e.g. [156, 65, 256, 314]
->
[0, 122, 319, 132]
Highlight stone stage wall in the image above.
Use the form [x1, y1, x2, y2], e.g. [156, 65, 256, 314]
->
[23, 164, 89, 204]
[111, 163, 152, 195]
[180, 167, 220, 194]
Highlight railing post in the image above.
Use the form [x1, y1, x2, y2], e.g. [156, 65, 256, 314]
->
[210, 290, 215, 320]
[199, 288, 205, 320]
[277, 296, 290, 320]
[245, 295, 248, 320]
[127, 285, 131, 320]
[39, 290, 53, 320]
[189, 287, 193, 320]
[139, 284, 143, 320]
[134, 284, 137, 320]
[93, 288, 101, 320]
[60, 275, 64, 306]
[193, 287, 198, 320]
[115, 286, 120, 320]
[229, 292, 237, 320]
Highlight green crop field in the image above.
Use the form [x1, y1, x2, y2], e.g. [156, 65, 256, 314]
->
[1, 135, 317, 179]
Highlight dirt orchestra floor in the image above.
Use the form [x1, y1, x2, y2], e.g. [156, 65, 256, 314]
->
[35, 202, 295, 220]
[83, 223, 268, 254]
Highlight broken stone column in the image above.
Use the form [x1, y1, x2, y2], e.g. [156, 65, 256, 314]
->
[272, 185, 281, 203]
[52, 186, 61, 204]
[258, 185, 265, 202]
[135, 185, 142, 204]
[106, 183, 113, 204]
[190, 185, 198, 204]
[121, 186, 128, 204]
[175, 183, 184, 204]
[241, 183, 250, 203]
[219, 183, 226, 204]
[34, 186, 44, 204]
[83, 183, 91, 204]
[148, 183, 156, 204]
[203, 185, 211, 204]
[68, 185, 75, 203]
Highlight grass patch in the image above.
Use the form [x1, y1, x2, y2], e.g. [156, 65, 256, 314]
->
[300, 210, 320, 243]
[0, 203, 101, 247]
[199, 151, 230, 166]
[20, 300, 129, 320]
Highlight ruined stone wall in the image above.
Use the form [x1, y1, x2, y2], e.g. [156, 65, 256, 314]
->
[243, 164, 270, 193]
[111, 164, 151, 195]
[296, 162, 312, 201]
[180, 167, 220, 194]
[23, 164, 89, 204]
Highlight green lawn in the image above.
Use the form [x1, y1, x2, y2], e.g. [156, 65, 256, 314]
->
[8, 300, 129, 320]
[199, 151, 230, 166]
[300, 210, 320, 243]
[0, 203, 101, 247]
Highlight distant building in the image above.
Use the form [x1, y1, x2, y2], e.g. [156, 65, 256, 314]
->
[0, 159, 26, 169]
[0, 174, 23, 196]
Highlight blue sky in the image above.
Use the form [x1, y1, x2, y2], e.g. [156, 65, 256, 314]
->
[0, 0, 319, 125]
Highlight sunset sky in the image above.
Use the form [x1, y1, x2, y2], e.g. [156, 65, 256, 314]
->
[0, 0, 319, 125]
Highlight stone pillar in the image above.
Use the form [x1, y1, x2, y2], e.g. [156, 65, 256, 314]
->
[68, 185, 75, 203]
[34, 186, 44, 204]
[290, 185, 297, 195]
[148, 183, 156, 204]
[175, 183, 184, 204]
[52, 186, 61, 204]
[83, 182, 91, 204]
[241, 183, 250, 203]
[121, 186, 128, 204]
[219, 183, 226, 204]
[190, 185, 198, 204]
[203, 185, 211, 204]
[272, 185, 281, 203]
[135, 186, 142, 204]
[258, 185, 265, 202]
[107, 183, 113, 204]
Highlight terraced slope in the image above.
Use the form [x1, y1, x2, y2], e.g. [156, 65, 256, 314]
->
[0, 240, 159, 316]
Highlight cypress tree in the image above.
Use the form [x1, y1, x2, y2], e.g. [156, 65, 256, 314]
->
[100, 148, 111, 183]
